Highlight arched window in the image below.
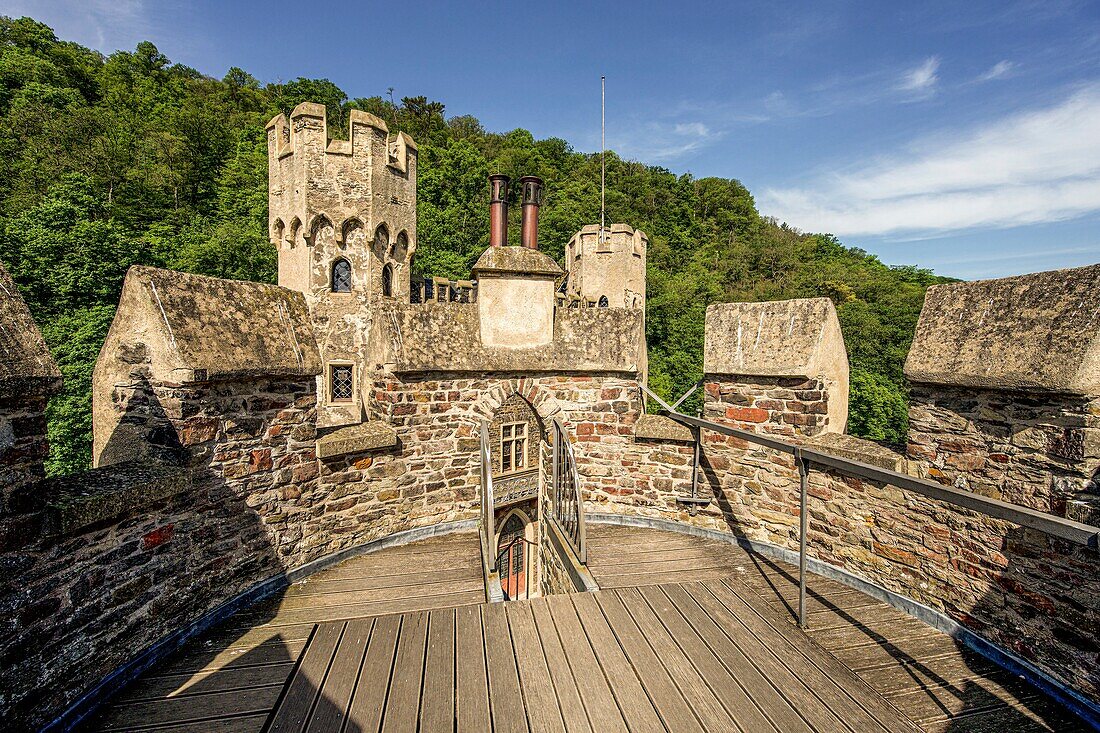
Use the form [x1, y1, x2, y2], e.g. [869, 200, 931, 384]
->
[381, 263, 394, 297]
[394, 231, 409, 261]
[598, 295, 609, 308]
[374, 224, 389, 253]
[331, 258, 352, 293]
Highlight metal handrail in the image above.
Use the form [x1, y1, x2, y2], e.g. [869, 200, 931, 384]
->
[551, 417, 588, 564]
[639, 382, 1100, 628]
[479, 420, 496, 572]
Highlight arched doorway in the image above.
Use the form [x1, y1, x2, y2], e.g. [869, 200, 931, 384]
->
[496, 510, 532, 600]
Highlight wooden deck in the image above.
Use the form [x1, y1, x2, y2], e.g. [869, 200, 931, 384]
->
[81, 523, 1088, 732]
[84, 531, 486, 732]
[586, 523, 1089, 732]
[264, 581, 918, 733]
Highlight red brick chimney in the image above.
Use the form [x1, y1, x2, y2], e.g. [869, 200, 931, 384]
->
[519, 176, 543, 249]
[488, 174, 509, 247]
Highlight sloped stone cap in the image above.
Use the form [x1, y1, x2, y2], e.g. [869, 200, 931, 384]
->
[42, 460, 191, 537]
[804, 432, 905, 472]
[0, 261, 61, 395]
[635, 414, 694, 443]
[317, 421, 398, 459]
[472, 246, 563, 277]
[110, 266, 321, 382]
[904, 264, 1100, 394]
[704, 298, 847, 379]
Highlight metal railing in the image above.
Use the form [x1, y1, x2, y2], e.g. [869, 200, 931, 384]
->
[551, 417, 588, 564]
[410, 277, 477, 304]
[478, 420, 503, 601]
[639, 383, 1100, 629]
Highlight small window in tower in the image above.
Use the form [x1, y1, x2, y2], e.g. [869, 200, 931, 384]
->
[500, 422, 527, 473]
[382, 263, 394, 297]
[374, 224, 389, 252]
[598, 295, 609, 308]
[330, 364, 354, 402]
[332, 258, 352, 293]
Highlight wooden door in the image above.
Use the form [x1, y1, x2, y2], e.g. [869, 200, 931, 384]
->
[497, 514, 527, 600]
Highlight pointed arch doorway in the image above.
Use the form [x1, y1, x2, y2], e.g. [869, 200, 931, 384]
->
[488, 391, 547, 599]
[496, 510, 533, 600]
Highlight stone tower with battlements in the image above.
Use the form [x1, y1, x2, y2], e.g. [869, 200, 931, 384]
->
[563, 223, 647, 309]
[266, 103, 418, 427]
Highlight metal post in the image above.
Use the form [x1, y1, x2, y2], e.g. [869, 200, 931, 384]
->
[797, 450, 809, 629]
[688, 424, 702, 516]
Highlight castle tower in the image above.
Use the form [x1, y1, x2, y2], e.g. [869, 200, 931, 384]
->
[266, 103, 417, 300]
[266, 103, 418, 427]
[563, 223, 647, 308]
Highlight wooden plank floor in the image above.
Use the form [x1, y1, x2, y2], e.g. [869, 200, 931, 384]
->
[81, 523, 1090, 732]
[82, 531, 486, 732]
[586, 523, 1090, 732]
[265, 582, 920, 733]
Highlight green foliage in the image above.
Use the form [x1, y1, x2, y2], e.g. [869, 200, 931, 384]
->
[0, 15, 951, 473]
[848, 369, 909, 446]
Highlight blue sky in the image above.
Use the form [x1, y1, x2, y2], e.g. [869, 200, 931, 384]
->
[7, 0, 1100, 279]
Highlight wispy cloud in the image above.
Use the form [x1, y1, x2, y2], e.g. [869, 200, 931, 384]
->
[976, 60, 1017, 82]
[4, 0, 150, 53]
[760, 85, 1100, 236]
[897, 56, 941, 97]
[612, 119, 723, 162]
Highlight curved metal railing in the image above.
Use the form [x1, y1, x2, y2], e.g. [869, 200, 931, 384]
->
[551, 417, 588, 564]
[478, 420, 503, 601]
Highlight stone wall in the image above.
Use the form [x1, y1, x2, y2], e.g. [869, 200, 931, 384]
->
[0, 461, 278, 729]
[907, 385, 1100, 514]
[0, 394, 51, 514]
[702, 375, 831, 437]
[691, 417, 1100, 702]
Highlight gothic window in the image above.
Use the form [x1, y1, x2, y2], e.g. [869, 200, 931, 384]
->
[381, 263, 394, 297]
[332, 258, 352, 293]
[394, 231, 409, 261]
[500, 422, 527, 473]
[374, 224, 389, 253]
[330, 364, 353, 402]
[598, 295, 609, 308]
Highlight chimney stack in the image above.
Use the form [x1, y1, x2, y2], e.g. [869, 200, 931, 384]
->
[488, 174, 510, 247]
[519, 176, 543, 250]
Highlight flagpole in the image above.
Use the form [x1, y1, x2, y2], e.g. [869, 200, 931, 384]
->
[601, 75, 606, 243]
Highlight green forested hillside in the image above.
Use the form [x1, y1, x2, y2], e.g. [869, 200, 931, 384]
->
[0, 17, 947, 475]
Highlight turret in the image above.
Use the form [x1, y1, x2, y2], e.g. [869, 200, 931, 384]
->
[564, 223, 647, 308]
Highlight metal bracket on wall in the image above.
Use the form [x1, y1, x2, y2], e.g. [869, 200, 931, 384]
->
[676, 418, 710, 515]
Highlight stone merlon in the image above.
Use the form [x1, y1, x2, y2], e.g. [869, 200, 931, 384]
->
[98, 265, 321, 383]
[704, 297, 849, 433]
[905, 264, 1100, 394]
[704, 298, 847, 380]
[0, 260, 61, 396]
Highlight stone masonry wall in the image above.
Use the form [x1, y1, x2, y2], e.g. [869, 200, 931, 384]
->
[568, 374, 1100, 702]
[698, 428, 1100, 702]
[0, 394, 50, 515]
[703, 375, 832, 437]
[0, 464, 279, 729]
[907, 385, 1100, 515]
[3, 375, 320, 730]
